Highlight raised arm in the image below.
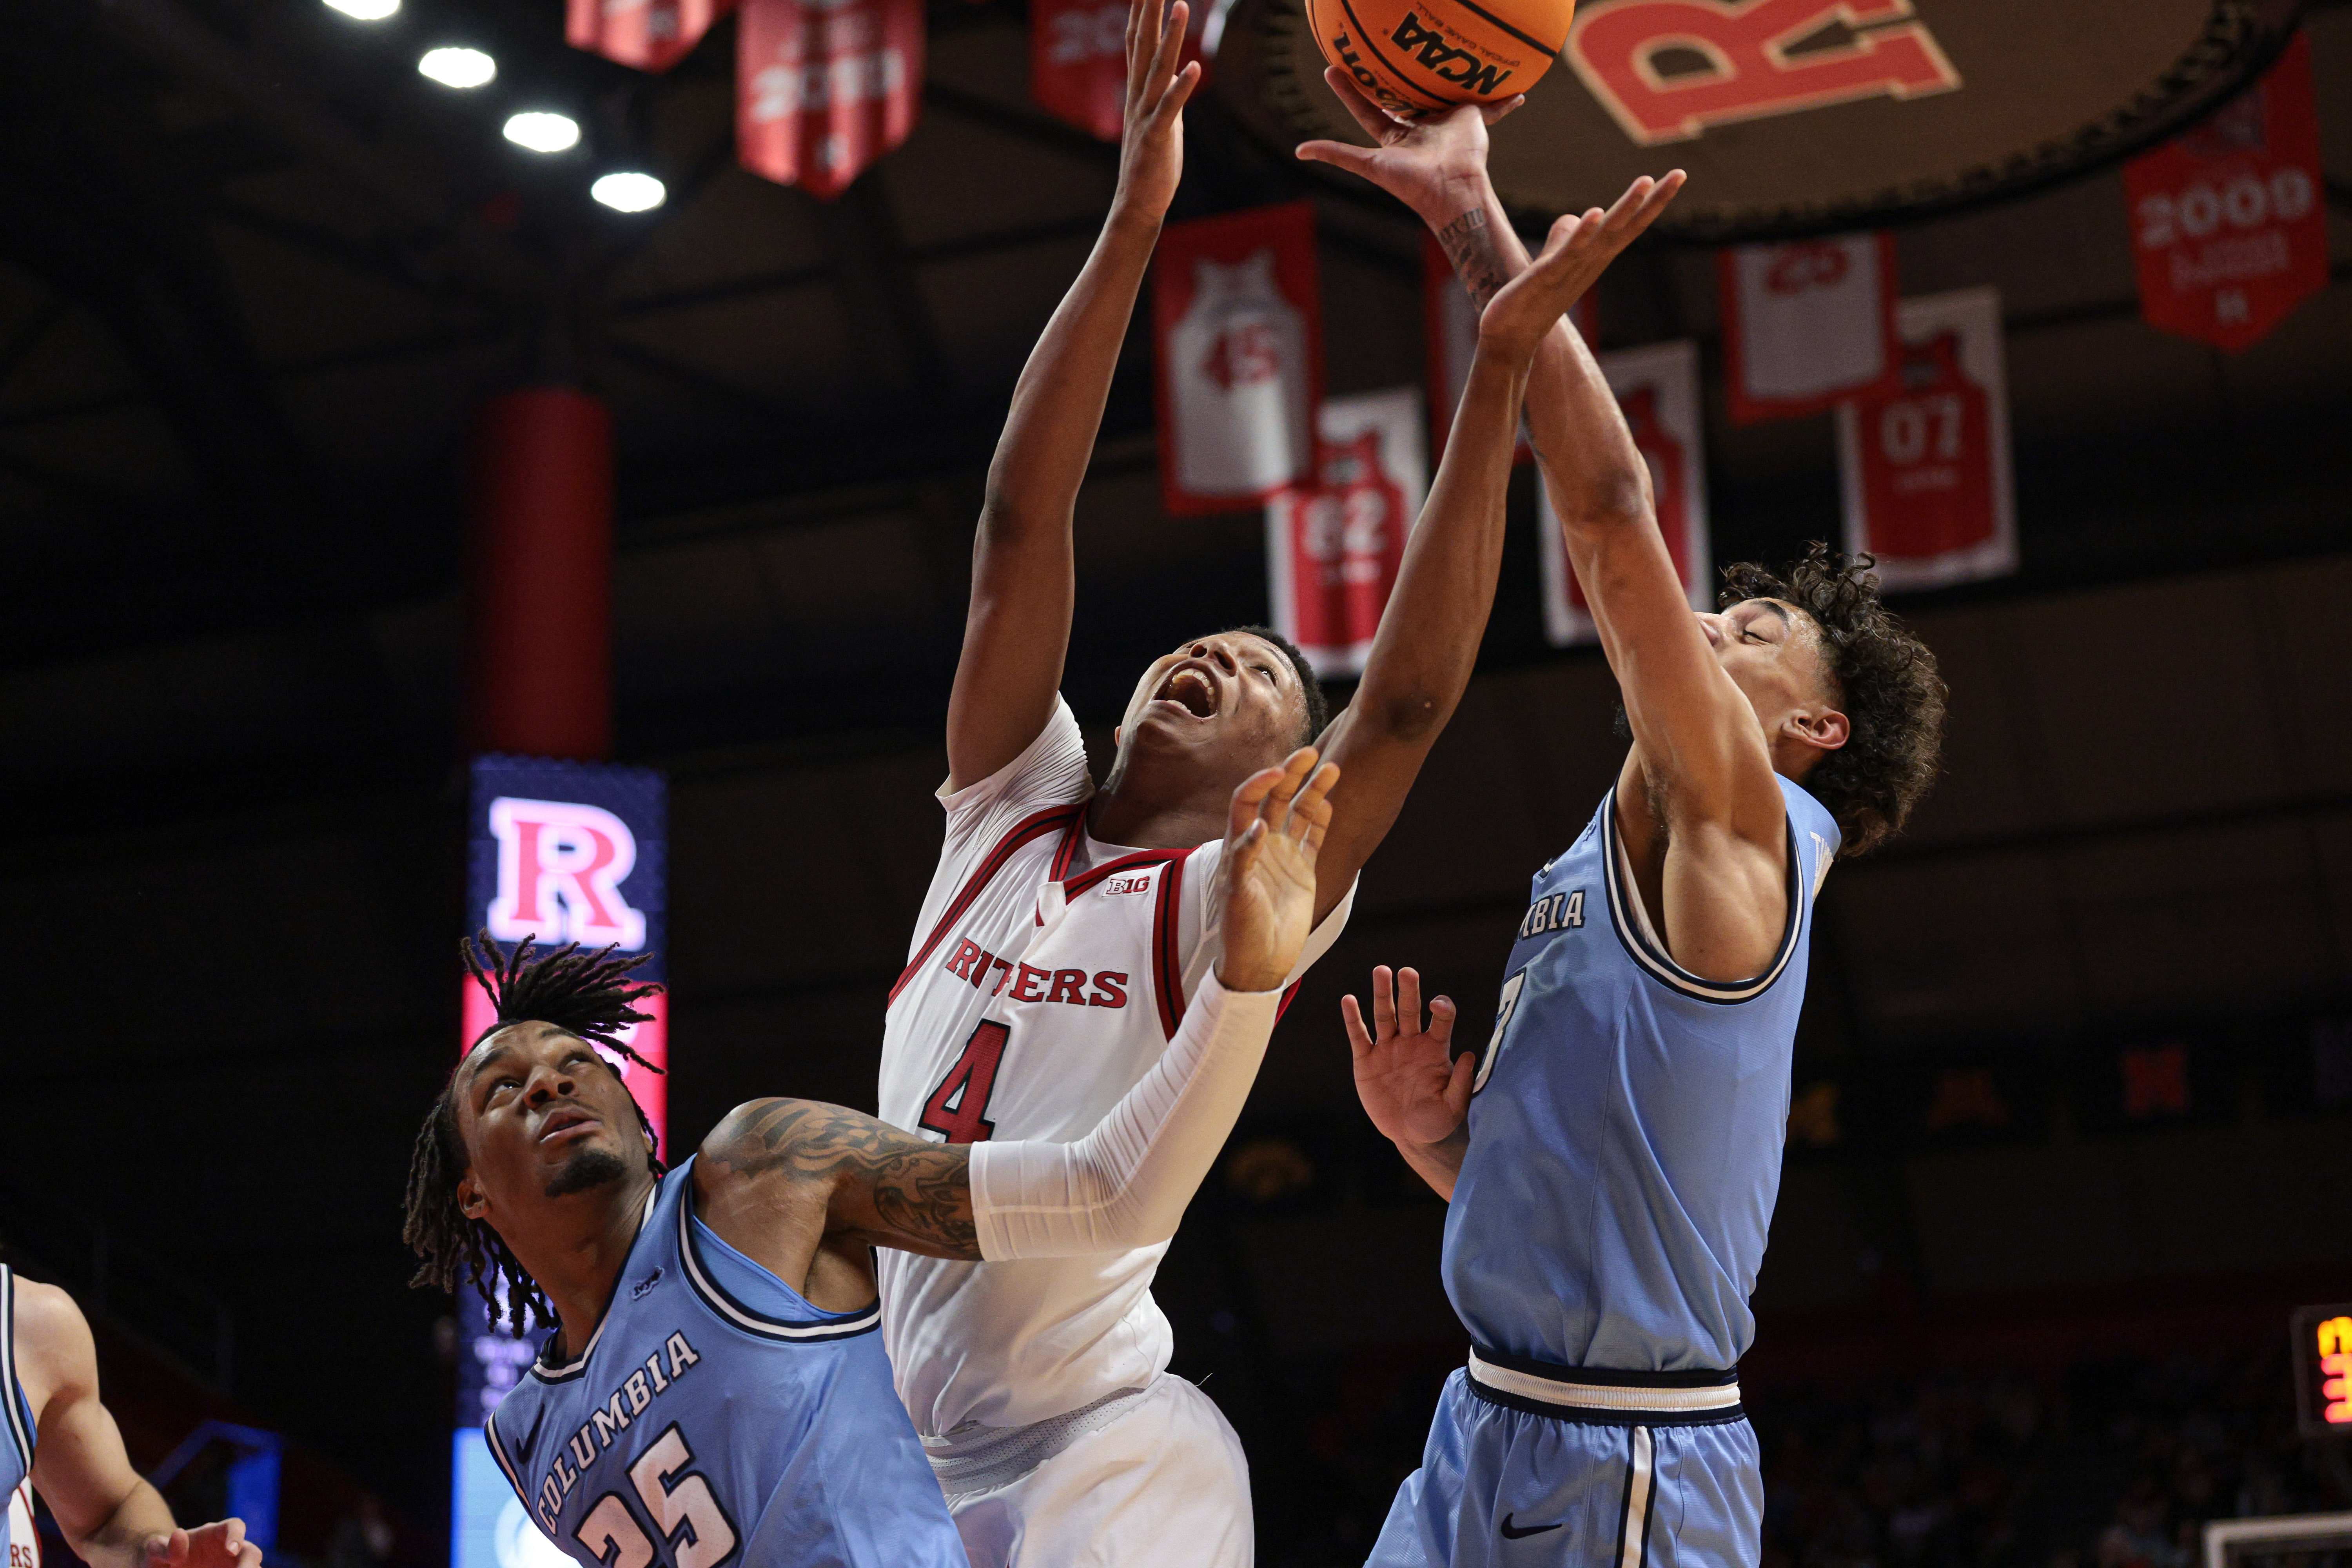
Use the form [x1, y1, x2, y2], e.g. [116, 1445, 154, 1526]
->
[1300, 87, 1795, 977]
[1296, 130, 1685, 926]
[945, 0, 1198, 789]
[18, 1282, 261, 1568]
[697, 751, 1334, 1268]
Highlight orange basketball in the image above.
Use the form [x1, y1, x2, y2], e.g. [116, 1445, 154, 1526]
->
[1306, 0, 1573, 113]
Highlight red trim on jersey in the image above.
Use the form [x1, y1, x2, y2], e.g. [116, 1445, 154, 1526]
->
[1276, 978, 1302, 1022]
[1048, 813, 1085, 880]
[1152, 848, 1195, 1040]
[891, 803, 1087, 1005]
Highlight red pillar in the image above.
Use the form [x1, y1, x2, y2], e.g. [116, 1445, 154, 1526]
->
[466, 387, 615, 760]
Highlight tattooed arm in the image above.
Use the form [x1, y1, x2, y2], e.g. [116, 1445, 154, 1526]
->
[698, 1099, 982, 1277]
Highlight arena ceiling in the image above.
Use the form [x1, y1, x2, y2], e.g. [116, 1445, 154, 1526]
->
[2, 0, 2348, 838]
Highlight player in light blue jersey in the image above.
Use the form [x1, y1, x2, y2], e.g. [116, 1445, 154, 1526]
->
[402, 748, 1344, 1568]
[1300, 81, 1949, 1568]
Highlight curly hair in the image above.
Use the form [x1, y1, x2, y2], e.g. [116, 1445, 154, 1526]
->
[1720, 544, 1946, 857]
[402, 932, 665, 1333]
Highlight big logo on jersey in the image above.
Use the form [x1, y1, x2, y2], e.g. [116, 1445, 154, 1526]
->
[486, 797, 650, 951]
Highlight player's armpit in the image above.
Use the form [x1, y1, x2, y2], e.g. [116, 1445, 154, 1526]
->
[702, 1098, 982, 1262]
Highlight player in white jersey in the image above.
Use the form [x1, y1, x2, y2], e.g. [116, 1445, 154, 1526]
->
[873, 0, 1686, 1557]
[0, 1266, 261, 1568]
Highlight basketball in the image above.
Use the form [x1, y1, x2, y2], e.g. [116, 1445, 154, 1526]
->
[1306, 0, 1573, 113]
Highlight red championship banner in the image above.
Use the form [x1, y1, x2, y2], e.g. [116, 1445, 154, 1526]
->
[1836, 287, 2015, 591]
[1538, 340, 1710, 646]
[568, 0, 737, 71]
[1422, 232, 1592, 462]
[1154, 201, 1322, 514]
[1719, 233, 1897, 425]
[2123, 32, 2327, 354]
[1265, 388, 1428, 677]
[737, 0, 924, 199]
[1031, 0, 1227, 140]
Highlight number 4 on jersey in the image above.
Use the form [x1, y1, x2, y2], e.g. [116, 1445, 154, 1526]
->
[919, 1020, 1009, 1143]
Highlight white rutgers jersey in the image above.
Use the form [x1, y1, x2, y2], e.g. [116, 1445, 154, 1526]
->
[4, 1483, 34, 1568]
[877, 698, 1353, 1436]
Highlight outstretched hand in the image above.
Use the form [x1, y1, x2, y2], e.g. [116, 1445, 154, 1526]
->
[1476, 171, 1685, 358]
[1111, 0, 1202, 224]
[1343, 965, 1472, 1149]
[1217, 748, 1339, 993]
[1295, 67, 1522, 221]
[145, 1521, 262, 1568]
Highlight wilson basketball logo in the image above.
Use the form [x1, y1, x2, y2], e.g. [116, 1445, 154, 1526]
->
[1567, 0, 1960, 146]
[486, 797, 650, 950]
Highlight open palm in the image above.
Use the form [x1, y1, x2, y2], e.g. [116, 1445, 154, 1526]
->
[1218, 748, 1338, 993]
[1343, 965, 1472, 1147]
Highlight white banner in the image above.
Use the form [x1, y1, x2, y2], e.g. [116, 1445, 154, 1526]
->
[1835, 287, 2016, 591]
[1539, 340, 1711, 647]
[1267, 388, 1428, 678]
[1719, 233, 1896, 423]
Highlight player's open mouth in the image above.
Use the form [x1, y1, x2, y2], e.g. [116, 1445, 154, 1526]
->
[539, 1108, 599, 1145]
[1153, 662, 1220, 720]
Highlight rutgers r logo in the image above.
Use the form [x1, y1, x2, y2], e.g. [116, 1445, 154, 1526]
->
[1566, 0, 1960, 146]
[486, 797, 649, 950]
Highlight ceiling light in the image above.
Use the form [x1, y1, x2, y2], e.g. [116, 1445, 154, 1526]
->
[419, 47, 496, 88]
[503, 112, 582, 154]
[591, 172, 666, 213]
[324, 0, 399, 18]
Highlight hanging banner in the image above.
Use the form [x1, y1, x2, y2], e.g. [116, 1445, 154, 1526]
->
[1030, 0, 1229, 140]
[2122, 32, 2326, 354]
[452, 757, 668, 1568]
[1835, 287, 2016, 591]
[1538, 340, 1710, 646]
[1265, 388, 1428, 678]
[1032, 0, 1129, 139]
[568, 0, 737, 72]
[737, 0, 924, 199]
[1719, 233, 1897, 424]
[1421, 233, 1593, 462]
[1153, 201, 1322, 514]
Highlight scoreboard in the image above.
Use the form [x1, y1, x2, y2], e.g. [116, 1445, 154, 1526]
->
[453, 757, 669, 1568]
[2293, 1303, 2352, 1438]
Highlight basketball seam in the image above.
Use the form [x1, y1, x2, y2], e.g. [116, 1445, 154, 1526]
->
[1441, 0, 1555, 64]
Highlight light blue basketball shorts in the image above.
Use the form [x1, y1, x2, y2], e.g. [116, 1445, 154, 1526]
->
[1368, 1349, 1760, 1568]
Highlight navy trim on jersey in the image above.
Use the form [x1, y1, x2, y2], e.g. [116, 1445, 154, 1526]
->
[892, 803, 1087, 1005]
[0, 1269, 33, 1475]
[1474, 1344, 1738, 1388]
[676, 1185, 882, 1344]
[482, 1413, 533, 1514]
[1598, 789, 1804, 1005]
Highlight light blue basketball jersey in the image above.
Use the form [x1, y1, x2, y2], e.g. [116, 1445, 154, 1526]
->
[483, 1158, 966, 1568]
[1, 1267, 34, 1509]
[1443, 779, 1839, 1373]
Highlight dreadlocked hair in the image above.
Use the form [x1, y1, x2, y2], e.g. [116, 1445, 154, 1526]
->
[402, 932, 667, 1334]
[1720, 543, 1947, 858]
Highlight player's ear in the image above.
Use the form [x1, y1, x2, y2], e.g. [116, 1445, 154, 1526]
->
[1788, 706, 1849, 753]
[456, 1169, 488, 1220]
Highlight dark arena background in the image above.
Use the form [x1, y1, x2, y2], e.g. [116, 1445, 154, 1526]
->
[2, 0, 2350, 1564]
